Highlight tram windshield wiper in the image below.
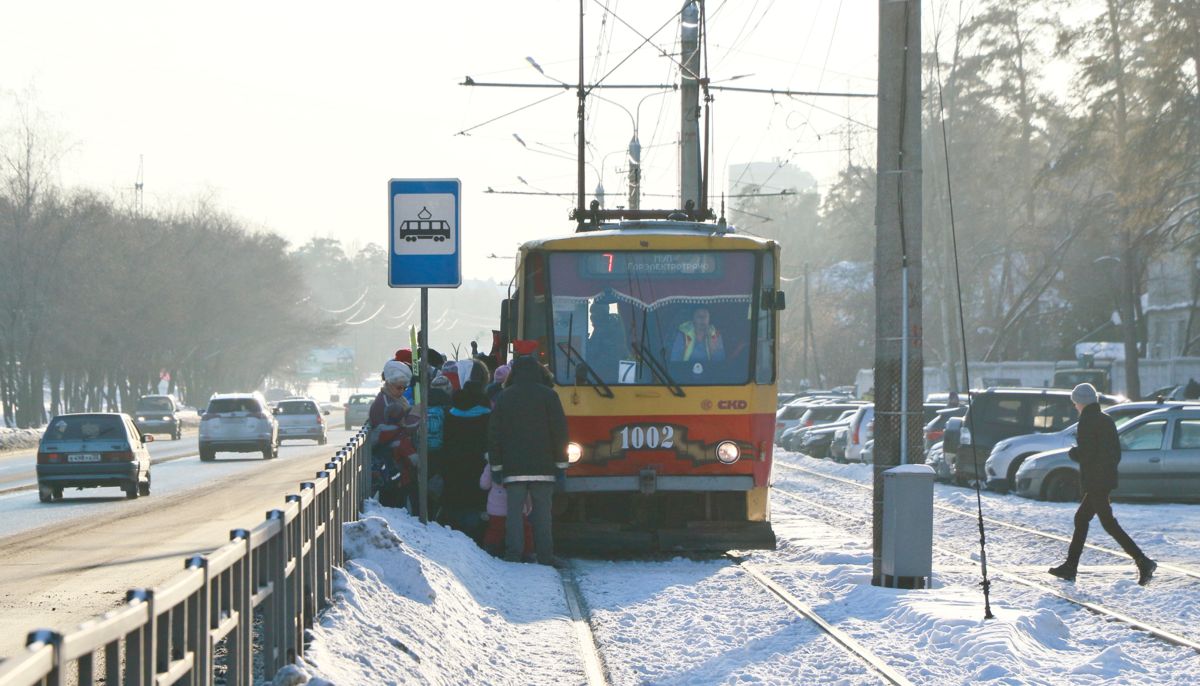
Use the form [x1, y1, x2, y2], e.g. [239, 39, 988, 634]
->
[557, 341, 614, 398]
[632, 342, 686, 397]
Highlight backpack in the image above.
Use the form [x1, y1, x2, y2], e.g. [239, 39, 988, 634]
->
[426, 405, 446, 451]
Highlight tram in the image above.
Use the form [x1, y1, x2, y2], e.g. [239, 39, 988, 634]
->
[503, 217, 784, 552]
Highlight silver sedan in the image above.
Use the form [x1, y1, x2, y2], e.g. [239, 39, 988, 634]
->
[1014, 406, 1200, 502]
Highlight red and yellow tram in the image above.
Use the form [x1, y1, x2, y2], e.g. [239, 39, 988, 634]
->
[505, 220, 785, 552]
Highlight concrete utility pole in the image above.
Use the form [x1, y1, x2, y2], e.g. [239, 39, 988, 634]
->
[873, 0, 923, 586]
[679, 0, 702, 210]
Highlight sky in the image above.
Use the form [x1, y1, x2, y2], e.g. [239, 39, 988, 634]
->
[1, 1, 882, 282]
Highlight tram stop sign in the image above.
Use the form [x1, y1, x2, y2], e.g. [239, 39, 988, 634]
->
[388, 178, 461, 288]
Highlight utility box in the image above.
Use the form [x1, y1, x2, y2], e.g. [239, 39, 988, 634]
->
[881, 464, 934, 589]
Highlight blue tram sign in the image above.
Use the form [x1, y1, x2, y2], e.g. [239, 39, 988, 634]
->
[388, 178, 461, 288]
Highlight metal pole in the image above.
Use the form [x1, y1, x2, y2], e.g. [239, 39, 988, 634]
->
[873, 0, 923, 586]
[576, 0, 586, 217]
[418, 288, 429, 524]
[680, 1, 702, 210]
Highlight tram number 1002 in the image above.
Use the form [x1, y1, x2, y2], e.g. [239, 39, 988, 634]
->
[618, 425, 676, 450]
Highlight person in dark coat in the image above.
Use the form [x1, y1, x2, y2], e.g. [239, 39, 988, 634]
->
[1050, 383, 1156, 585]
[439, 381, 491, 538]
[487, 355, 569, 565]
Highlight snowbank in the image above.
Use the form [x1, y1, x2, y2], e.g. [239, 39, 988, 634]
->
[0, 427, 41, 453]
[299, 502, 585, 685]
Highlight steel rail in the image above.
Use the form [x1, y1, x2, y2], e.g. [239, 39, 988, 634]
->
[558, 568, 611, 686]
[775, 460, 1200, 582]
[734, 563, 914, 686]
[771, 486, 1200, 655]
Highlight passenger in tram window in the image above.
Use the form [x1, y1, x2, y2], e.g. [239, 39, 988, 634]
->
[670, 306, 726, 363]
[586, 299, 628, 380]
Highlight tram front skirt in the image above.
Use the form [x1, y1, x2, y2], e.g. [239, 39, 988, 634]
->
[552, 488, 777, 555]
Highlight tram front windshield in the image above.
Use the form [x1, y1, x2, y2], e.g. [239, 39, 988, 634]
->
[546, 251, 756, 386]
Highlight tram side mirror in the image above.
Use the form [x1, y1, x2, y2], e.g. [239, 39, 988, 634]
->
[500, 298, 517, 340]
[762, 290, 787, 310]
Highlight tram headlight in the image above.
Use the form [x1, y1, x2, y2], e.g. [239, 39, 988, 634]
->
[715, 441, 740, 464]
[567, 442, 583, 464]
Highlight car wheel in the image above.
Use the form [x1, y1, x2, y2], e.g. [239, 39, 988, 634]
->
[953, 472, 970, 488]
[125, 483, 139, 500]
[38, 485, 53, 503]
[173, 428, 182, 440]
[264, 444, 278, 460]
[52, 487, 63, 501]
[318, 435, 327, 445]
[1043, 471, 1081, 502]
[138, 480, 151, 496]
[200, 448, 214, 462]
[344, 421, 351, 431]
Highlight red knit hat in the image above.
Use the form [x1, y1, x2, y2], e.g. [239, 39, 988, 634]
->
[394, 349, 413, 365]
[512, 339, 539, 356]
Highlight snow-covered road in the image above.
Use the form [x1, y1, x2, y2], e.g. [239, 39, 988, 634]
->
[292, 450, 1200, 685]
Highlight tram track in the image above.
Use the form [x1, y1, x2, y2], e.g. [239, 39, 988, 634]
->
[730, 560, 914, 686]
[561, 554, 911, 686]
[774, 459, 1200, 582]
[770, 477, 1200, 655]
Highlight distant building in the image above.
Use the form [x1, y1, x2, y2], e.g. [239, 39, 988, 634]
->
[1144, 252, 1200, 359]
[728, 160, 817, 199]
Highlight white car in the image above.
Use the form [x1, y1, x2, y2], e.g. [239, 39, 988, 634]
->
[983, 401, 1187, 492]
[845, 404, 874, 463]
[199, 392, 279, 461]
[274, 398, 329, 445]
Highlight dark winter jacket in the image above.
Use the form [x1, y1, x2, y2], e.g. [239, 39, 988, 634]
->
[487, 356, 569, 481]
[440, 403, 491, 510]
[1069, 403, 1121, 492]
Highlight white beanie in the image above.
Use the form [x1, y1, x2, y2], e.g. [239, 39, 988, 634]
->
[383, 360, 412, 387]
[1071, 382, 1098, 406]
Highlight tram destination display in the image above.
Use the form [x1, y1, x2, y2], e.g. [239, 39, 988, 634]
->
[582, 251, 725, 278]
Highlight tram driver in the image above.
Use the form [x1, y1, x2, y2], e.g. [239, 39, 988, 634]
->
[586, 298, 629, 380]
[670, 306, 725, 363]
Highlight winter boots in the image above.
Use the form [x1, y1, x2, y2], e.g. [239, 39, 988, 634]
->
[1048, 563, 1077, 582]
[1049, 558, 1157, 585]
[1136, 557, 1157, 586]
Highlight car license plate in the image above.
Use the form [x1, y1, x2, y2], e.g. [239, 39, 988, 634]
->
[68, 453, 101, 463]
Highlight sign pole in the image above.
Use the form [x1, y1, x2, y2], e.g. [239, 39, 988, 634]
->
[418, 287, 430, 524]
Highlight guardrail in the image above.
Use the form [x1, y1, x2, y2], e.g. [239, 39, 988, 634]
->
[0, 427, 373, 686]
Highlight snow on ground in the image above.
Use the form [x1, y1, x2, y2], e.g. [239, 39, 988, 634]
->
[0, 427, 41, 453]
[298, 502, 585, 685]
[298, 453, 1200, 685]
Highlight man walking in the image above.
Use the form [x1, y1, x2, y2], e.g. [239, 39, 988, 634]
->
[1049, 383, 1156, 585]
[488, 355, 569, 566]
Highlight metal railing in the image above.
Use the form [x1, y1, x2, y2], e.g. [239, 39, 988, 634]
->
[0, 427, 373, 686]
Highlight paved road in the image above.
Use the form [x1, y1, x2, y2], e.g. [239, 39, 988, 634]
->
[0, 419, 361, 660]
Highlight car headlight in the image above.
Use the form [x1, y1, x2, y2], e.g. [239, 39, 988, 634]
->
[162, 416, 171, 421]
[716, 441, 740, 464]
[137, 416, 146, 422]
[567, 442, 583, 463]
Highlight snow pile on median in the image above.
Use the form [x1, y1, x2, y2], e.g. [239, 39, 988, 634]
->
[299, 502, 585, 685]
[0, 427, 40, 453]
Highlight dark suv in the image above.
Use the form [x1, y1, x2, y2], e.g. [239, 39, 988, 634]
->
[949, 388, 1116, 486]
[133, 395, 182, 440]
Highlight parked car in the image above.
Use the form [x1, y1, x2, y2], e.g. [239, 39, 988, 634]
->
[36, 413, 153, 502]
[949, 388, 1119, 486]
[199, 392, 279, 461]
[775, 398, 840, 442]
[925, 440, 951, 481]
[273, 398, 328, 445]
[133, 394, 182, 440]
[860, 438, 875, 465]
[925, 406, 967, 452]
[344, 393, 374, 430]
[798, 402, 867, 430]
[1015, 405, 1200, 502]
[777, 392, 799, 408]
[797, 415, 856, 459]
[830, 426, 849, 462]
[984, 401, 1188, 492]
[845, 404, 875, 463]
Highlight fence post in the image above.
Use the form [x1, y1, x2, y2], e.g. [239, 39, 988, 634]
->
[264, 509, 287, 677]
[283, 494, 304, 663]
[185, 555, 212, 686]
[22, 630, 62, 686]
[125, 589, 155, 686]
